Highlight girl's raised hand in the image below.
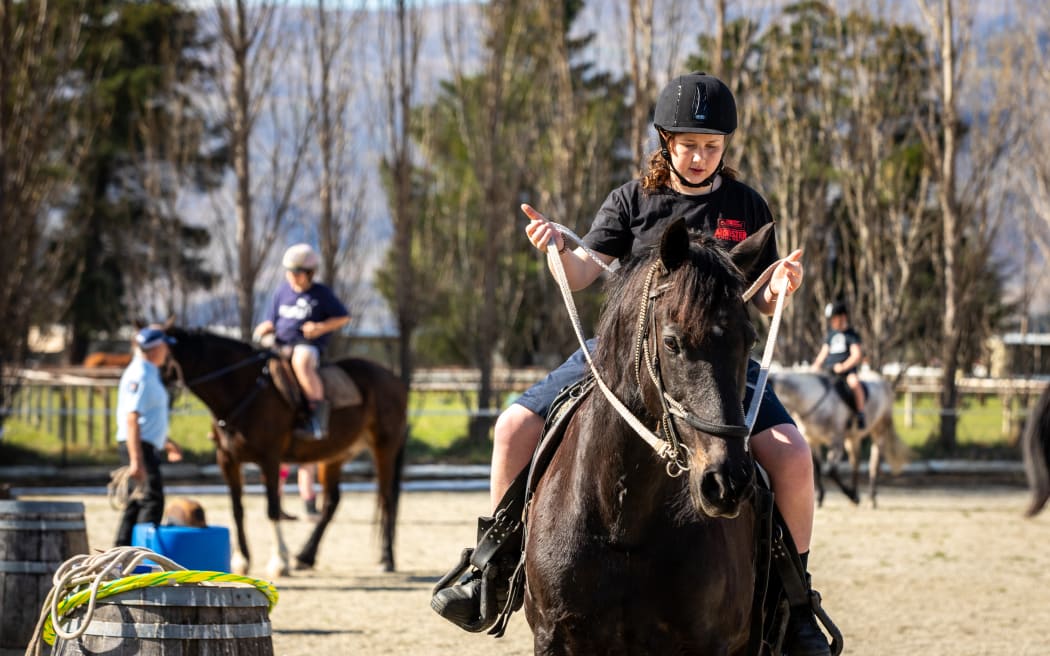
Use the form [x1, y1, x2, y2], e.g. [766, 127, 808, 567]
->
[770, 249, 804, 296]
[522, 203, 564, 253]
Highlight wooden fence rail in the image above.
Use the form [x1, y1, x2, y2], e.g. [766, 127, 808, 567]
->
[3, 367, 1047, 444]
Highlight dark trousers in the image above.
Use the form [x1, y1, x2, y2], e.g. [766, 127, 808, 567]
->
[114, 442, 165, 547]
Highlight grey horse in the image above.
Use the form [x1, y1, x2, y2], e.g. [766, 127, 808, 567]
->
[769, 369, 912, 508]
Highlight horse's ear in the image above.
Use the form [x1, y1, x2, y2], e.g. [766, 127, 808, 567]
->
[659, 218, 691, 271]
[729, 222, 777, 283]
[163, 316, 176, 330]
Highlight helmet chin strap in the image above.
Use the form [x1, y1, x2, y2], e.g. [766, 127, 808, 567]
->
[659, 132, 728, 189]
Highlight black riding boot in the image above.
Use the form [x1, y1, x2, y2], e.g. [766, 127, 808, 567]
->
[309, 400, 330, 439]
[295, 400, 330, 440]
[781, 552, 834, 656]
[431, 514, 523, 634]
[303, 496, 320, 520]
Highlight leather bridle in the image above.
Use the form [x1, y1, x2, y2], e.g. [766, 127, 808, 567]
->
[631, 260, 751, 476]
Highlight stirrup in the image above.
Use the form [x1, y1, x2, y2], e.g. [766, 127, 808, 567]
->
[431, 547, 503, 633]
[431, 512, 523, 634]
[807, 588, 843, 656]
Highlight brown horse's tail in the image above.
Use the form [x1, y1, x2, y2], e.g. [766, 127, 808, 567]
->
[375, 431, 407, 550]
[1022, 385, 1050, 517]
[388, 434, 406, 524]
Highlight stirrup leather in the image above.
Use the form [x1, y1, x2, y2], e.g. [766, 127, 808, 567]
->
[431, 469, 527, 634]
[770, 518, 844, 656]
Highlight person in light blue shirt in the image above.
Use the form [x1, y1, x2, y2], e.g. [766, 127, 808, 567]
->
[114, 327, 183, 546]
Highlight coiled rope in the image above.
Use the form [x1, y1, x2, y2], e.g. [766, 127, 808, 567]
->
[23, 546, 278, 656]
[106, 466, 145, 510]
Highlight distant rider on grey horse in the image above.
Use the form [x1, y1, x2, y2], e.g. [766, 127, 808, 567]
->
[812, 301, 866, 429]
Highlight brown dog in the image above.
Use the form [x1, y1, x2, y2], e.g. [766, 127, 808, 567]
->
[162, 497, 207, 528]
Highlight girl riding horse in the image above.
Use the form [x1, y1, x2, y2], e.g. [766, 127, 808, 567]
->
[433, 72, 834, 655]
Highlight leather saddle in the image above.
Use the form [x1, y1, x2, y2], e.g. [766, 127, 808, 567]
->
[269, 353, 362, 412]
[829, 375, 867, 414]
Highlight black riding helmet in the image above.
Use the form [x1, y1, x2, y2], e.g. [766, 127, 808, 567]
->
[654, 72, 737, 188]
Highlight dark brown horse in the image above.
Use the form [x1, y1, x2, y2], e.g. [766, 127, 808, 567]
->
[1022, 383, 1050, 517]
[524, 221, 767, 654]
[163, 325, 408, 578]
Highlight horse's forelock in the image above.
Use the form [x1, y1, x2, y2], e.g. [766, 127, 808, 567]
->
[665, 239, 745, 343]
[594, 238, 746, 377]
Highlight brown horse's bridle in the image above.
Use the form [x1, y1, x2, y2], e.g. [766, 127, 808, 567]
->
[631, 261, 751, 477]
[170, 350, 272, 431]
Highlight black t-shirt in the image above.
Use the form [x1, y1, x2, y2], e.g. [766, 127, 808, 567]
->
[582, 177, 780, 283]
[823, 328, 862, 367]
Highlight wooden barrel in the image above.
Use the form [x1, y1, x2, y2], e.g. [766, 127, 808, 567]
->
[0, 500, 89, 649]
[53, 585, 274, 655]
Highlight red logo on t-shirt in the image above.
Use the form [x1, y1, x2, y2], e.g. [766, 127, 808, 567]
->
[714, 218, 748, 242]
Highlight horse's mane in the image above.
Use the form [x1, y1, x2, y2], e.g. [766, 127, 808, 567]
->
[179, 327, 260, 357]
[594, 236, 746, 381]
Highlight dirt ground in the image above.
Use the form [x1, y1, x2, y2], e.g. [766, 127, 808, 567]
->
[10, 484, 1050, 656]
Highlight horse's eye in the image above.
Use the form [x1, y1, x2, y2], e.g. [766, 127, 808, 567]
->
[663, 336, 680, 354]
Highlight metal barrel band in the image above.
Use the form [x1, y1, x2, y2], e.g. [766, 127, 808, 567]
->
[61, 618, 272, 640]
[0, 560, 64, 574]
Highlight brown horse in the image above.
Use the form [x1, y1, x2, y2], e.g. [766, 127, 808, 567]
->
[83, 352, 133, 368]
[524, 221, 771, 654]
[163, 325, 408, 578]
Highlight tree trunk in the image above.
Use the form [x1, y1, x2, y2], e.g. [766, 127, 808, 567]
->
[935, 0, 959, 450]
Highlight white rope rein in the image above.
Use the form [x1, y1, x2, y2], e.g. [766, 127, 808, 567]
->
[545, 229, 674, 460]
[545, 223, 787, 459]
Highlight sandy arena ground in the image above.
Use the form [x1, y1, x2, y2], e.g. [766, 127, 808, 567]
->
[10, 484, 1050, 655]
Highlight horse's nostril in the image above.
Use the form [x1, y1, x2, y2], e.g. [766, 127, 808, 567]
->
[701, 469, 728, 503]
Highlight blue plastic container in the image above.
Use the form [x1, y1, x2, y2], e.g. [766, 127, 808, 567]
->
[131, 524, 232, 573]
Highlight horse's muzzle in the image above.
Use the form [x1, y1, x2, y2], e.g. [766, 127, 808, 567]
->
[695, 461, 755, 518]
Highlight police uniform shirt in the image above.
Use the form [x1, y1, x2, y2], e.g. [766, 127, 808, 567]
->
[582, 177, 780, 280]
[116, 356, 170, 450]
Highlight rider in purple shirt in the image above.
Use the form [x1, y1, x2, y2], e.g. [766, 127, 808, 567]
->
[253, 244, 349, 440]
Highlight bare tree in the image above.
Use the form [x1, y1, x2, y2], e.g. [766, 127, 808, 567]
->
[206, 0, 314, 337]
[826, 5, 934, 367]
[371, 0, 424, 384]
[129, 17, 221, 323]
[915, 0, 1021, 448]
[301, 0, 369, 325]
[1015, 0, 1050, 325]
[626, 0, 656, 167]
